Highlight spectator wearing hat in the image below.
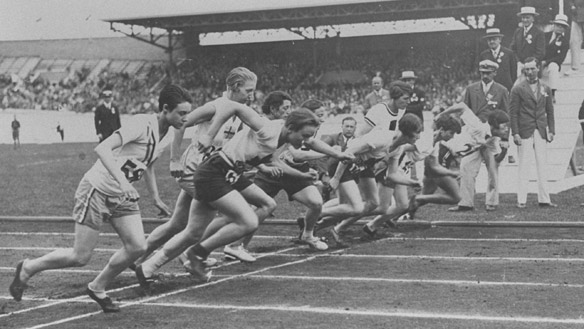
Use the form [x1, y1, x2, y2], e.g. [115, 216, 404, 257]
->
[542, 14, 570, 100]
[400, 71, 427, 130]
[94, 89, 121, 142]
[566, 0, 584, 75]
[478, 28, 517, 92]
[509, 57, 556, 208]
[450, 60, 509, 212]
[510, 6, 546, 83]
[363, 76, 390, 112]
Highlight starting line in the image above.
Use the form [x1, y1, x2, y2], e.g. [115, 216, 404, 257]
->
[4, 216, 584, 229]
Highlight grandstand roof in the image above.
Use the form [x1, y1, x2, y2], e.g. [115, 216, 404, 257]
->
[104, 0, 519, 33]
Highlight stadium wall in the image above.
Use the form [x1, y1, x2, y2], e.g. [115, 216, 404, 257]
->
[0, 37, 185, 61]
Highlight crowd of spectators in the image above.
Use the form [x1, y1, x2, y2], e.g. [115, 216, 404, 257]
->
[0, 39, 479, 116]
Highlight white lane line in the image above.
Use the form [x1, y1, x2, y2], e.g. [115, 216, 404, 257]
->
[136, 302, 584, 325]
[4, 232, 584, 244]
[335, 254, 584, 262]
[0, 232, 292, 239]
[26, 254, 319, 329]
[228, 274, 584, 288]
[17, 158, 70, 168]
[3, 246, 303, 321]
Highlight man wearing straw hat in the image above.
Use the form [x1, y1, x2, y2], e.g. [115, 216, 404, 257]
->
[478, 28, 517, 92]
[400, 70, 427, 128]
[542, 14, 570, 100]
[510, 6, 546, 82]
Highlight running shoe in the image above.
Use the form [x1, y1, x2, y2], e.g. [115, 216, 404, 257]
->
[299, 236, 328, 251]
[224, 245, 256, 262]
[9, 260, 27, 301]
[86, 287, 120, 313]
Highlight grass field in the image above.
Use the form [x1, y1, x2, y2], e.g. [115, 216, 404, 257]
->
[3, 142, 584, 328]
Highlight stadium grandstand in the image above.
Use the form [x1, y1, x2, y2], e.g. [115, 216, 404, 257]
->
[1, 0, 561, 114]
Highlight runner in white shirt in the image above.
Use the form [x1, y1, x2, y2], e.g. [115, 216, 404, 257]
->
[322, 114, 423, 246]
[359, 80, 412, 136]
[406, 113, 463, 219]
[133, 67, 270, 274]
[138, 107, 352, 282]
[9, 84, 192, 313]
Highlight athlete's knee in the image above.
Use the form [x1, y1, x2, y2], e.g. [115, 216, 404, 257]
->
[71, 250, 93, 267]
[350, 203, 366, 216]
[126, 241, 148, 259]
[241, 214, 259, 233]
[304, 198, 323, 211]
[363, 199, 379, 213]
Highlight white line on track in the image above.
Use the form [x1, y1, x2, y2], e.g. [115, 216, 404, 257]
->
[16, 158, 70, 168]
[136, 302, 584, 325]
[336, 254, 584, 262]
[3, 246, 304, 325]
[226, 274, 584, 288]
[0, 232, 291, 239]
[25, 247, 314, 329]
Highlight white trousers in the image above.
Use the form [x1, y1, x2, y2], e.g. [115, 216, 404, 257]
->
[570, 21, 583, 71]
[458, 147, 498, 208]
[516, 130, 551, 204]
[541, 62, 560, 90]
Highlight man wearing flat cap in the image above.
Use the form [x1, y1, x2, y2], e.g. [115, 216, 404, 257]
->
[94, 89, 121, 142]
[449, 60, 509, 212]
[478, 28, 517, 92]
[542, 14, 570, 99]
[510, 6, 546, 83]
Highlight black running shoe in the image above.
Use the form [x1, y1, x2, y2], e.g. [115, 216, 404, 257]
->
[86, 288, 120, 313]
[9, 260, 27, 302]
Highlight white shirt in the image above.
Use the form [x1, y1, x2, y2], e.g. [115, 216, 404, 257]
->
[85, 114, 172, 196]
[222, 117, 283, 165]
[364, 102, 405, 132]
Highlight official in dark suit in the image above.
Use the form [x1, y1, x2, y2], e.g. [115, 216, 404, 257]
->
[542, 14, 570, 97]
[510, 7, 546, 82]
[509, 57, 556, 208]
[478, 28, 517, 92]
[363, 76, 390, 112]
[94, 89, 121, 142]
[454, 60, 509, 212]
[400, 71, 427, 129]
[321, 116, 357, 189]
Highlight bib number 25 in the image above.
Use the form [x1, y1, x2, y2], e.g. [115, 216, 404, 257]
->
[121, 159, 146, 183]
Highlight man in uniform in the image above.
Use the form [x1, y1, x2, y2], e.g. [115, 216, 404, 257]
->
[94, 89, 121, 142]
[400, 71, 427, 129]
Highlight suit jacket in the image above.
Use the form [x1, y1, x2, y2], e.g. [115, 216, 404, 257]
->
[509, 80, 555, 139]
[94, 103, 121, 140]
[321, 132, 352, 169]
[543, 31, 569, 68]
[478, 47, 517, 92]
[363, 88, 390, 110]
[509, 25, 546, 63]
[463, 81, 509, 120]
[405, 86, 426, 124]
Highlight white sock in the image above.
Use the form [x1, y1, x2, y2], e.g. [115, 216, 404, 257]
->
[141, 252, 169, 277]
[87, 283, 107, 299]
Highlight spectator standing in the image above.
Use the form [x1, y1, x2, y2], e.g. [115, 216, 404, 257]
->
[94, 89, 121, 142]
[400, 71, 427, 129]
[478, 28, 518, 92]
[510, 6, 546, 83]
[56, 122, 64, 142]
[11, 115, 20, 149]
[542, 14, 570, 100]
[509, 57, 557, 208]
[363, 76, 390, 112]
[566, 0, 584, 75]
[450, 60, 509, 212]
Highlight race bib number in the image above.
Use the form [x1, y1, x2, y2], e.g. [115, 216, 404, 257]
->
[121, 159, 146, 183]
[225, 169, 241, 184]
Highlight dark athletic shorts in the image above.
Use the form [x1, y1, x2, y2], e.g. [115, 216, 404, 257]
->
[193, 152, 253, 202]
